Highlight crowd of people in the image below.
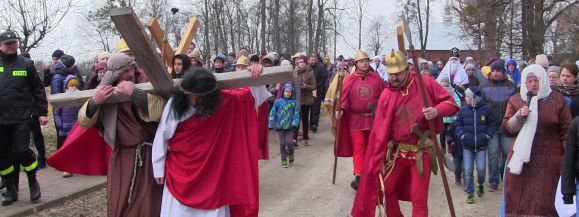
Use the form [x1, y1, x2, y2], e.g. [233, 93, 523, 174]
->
[2, 26, 579, 217]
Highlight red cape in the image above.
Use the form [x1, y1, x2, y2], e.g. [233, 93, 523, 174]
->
[257, 101, 269, 160]
[351, 73, 459, 216]
[165, 88, 259, 217]
[335, 71, 384, 157]
[47, 123, 111, 175]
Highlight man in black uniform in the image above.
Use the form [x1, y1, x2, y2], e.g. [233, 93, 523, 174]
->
[0, 30, 48, 206]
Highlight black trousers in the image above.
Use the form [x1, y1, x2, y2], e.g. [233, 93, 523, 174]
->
[294, 105, 312, 140]
[310, 85, 327, 128]
[0, 123, 37, 177]
[30, 115, 46, 160]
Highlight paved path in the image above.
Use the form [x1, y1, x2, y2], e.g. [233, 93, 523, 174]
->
[0, 167, 105, 217]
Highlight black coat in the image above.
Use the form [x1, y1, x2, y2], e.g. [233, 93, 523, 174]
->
[562, 117, 579, 204]
[0, 53, 48, 124]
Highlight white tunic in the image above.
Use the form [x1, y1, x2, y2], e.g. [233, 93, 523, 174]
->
[152, 86, 270, 217]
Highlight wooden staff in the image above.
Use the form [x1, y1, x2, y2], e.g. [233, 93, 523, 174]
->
[402, 18, 456, 217]
[332, 71, 345, 185]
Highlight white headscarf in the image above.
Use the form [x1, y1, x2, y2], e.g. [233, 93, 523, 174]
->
[508, 64, 552, 175]
[436, 57, 469, 86]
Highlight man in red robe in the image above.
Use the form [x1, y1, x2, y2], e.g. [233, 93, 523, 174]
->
[335, 50, 385, 190]
[351, 50, 459, 217]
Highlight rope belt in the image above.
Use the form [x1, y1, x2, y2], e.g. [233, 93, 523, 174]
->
[385, 140, 437, 177]
[128, 141, 152, 204]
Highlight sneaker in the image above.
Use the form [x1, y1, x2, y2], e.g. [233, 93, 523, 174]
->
[282, 160, 288, 168]
[488, 184, 498, 192]
[466, 194, 475, 204]
[477, 184, 484, 197]
[304, 140, 309, 146]
[288, 155, 294, 164]
[311, 125, 318, 133]
[455, 179, 462, 186]
[62, 172, 73, 178]
[293, 139, 299, 147]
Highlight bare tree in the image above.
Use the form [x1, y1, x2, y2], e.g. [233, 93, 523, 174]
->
[401, 0, 432, 57]
[366, 16, 387, 56]
[352, 0, 368, 50]
[0, 0, 76, 53]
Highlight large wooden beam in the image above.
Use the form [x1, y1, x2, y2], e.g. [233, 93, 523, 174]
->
[147, 17, 175, 68]
[397, 22, 406, 55]
[109, 8, 173, 92]
[49, 65, 294, 108]
[175, 17, 200, 55]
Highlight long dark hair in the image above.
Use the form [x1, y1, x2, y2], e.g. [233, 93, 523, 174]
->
[169, 68, 221, 120]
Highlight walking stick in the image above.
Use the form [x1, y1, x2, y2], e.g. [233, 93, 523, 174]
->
[332, 72, 345, 185]
[401, 18, 457, 217]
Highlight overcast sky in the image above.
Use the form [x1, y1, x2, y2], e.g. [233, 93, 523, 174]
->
[25, 0, 447, 63]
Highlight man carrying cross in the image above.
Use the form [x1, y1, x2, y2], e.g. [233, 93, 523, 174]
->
[152, 66, 270, 217]
[77, 53, 165, 217]
[352, 50, 459, 217]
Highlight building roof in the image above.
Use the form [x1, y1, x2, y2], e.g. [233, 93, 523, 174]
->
[389, 21, 475, 51]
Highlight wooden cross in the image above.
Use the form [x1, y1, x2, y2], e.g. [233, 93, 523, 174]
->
[396, 22, 406, 54]
[146, 16, 200, 71]
[48, 8, 293, 108]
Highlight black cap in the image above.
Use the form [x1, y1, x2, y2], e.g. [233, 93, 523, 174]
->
[0, 31, 18, 43]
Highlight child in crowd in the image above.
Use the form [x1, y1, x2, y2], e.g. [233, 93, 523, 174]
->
[447, 121, 463, 186]
[439, 75, 462, 151]
[269, 83, 300, 168]
[454, 86, 496, 204]
[54, 75, 81, 177]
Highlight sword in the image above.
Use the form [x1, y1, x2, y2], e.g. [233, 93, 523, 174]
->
[401, 16, 457, 217]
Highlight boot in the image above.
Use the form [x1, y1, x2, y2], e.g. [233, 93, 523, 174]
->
[26, 169, 41, 202]
[350, 175, 361, 190]
[1, 175, 18, 206]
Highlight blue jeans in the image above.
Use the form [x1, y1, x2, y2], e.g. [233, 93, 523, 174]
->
[488, 132, 513, 186]
[464, 149, 486, 194]
[576, 182, 579, 213]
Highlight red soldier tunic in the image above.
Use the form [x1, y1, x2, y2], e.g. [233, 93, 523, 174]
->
[337, 70, 384, 175]
[351, 73, 459, 217]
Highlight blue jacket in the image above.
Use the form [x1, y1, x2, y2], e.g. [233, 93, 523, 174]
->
[54, 74, 80, 136]
[481, 79, 517, 130]
[505, 59, 521, 85]
[454, 101, 497, 152]
[269, 84, 300, 130]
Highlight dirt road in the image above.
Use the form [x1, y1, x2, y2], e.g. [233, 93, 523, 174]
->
[28, 115, 502, 217]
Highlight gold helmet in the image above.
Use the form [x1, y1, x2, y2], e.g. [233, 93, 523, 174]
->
[385, 49, 408, 74]
[115, 39, 130, 53]
[354, 50, 370, 62]
[235, 55, 250, 67]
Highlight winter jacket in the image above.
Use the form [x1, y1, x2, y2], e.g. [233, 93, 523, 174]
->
[447, 121, 463, 158]
[454, 101, 497, 152]
[54, 75, 80, 136]
[269, 85, 300, 130]
[505, 59, 521, 85]
[481, 78, 517, 132]
[443, 87, 462, 124]
[311, 62, 329, 89]
[295, 66, 317, 105]
[0, 52, 48, 124]
[562, 116, 579, 204]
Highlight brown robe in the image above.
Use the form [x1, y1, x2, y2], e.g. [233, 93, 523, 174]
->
[502, 92, 571, 217]
[105, 102, 163, 217]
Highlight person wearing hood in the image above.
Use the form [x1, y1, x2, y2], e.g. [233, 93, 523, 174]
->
[189, 50, 203, 68]
[77, 53, 165, 217]
[335, 50, 385, 190]
[171, 54, 191, 79]
[439, 74, 462, 156]
[480, 59, 517, 192]
[454, 86, 496, 204]
[212, 53, 228, 73]
[370, 55, 388, 82]
[502, 64, 571, 216]
[269, 83, 300, 168]
[51, 54, 83, 149]
[53, 75, 81, 177]
[465, 56, 488, 87]
[505, 59, 521, 85]
[436, 56, 470, 87]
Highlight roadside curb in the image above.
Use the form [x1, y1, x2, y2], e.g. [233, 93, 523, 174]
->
[5, 180, 105, 217]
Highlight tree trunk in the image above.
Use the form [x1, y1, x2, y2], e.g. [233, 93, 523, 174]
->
[307, 0, 314, 54]
[288, 0, 297, 54]
[273, 0, 281, 52]
[260, 0, 267, 54]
